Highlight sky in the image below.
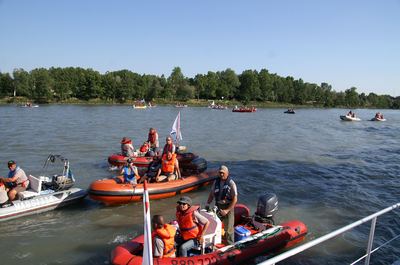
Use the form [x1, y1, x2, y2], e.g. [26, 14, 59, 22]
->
[0, 0, 399, 96]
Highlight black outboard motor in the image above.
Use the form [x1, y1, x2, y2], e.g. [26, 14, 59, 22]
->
[254, 193, 278, 225]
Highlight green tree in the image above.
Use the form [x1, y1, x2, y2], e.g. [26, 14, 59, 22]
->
[30, 68, 53, 102]
[217, 68, 240, 99]
[258, 69, 274, 101]
[0, 72, 14, 97]
[167, 67, 187, 100]
[344, 87, 360, 107]
[237, 70, 260, 101]
[13, 69, 31, 97]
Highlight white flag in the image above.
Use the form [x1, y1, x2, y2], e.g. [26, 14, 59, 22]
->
[170, 112, 183, 143]
[142, 181, 153, 265]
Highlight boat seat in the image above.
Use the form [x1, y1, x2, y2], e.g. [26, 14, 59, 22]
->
[18, 175, 42, 200]
[198, 210, 222, 252]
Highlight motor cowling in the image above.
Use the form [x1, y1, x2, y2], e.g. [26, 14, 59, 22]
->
[254, 193, 278, 224]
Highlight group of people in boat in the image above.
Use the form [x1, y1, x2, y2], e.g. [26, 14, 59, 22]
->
[0, 160, 29, 206]
[120, 128, 183, 184]
[120, 127, 160, 157]
[152, 165, 238, 257]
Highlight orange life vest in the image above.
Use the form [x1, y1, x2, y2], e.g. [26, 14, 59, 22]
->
[152, 224, 176, 257]
[176, 205, 200, 241]
[161, 153, 176, 174]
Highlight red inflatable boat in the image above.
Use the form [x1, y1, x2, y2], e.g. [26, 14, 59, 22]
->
[111, 200, 307, 265]
[88, 169, 218, 205]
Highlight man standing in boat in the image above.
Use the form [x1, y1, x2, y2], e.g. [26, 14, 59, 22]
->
[147, 128, 159, 156]
[0, 160, 29, 201]
[205, 165, 237, 245]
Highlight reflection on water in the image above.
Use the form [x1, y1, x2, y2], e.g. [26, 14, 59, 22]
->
[0, 105, 399, 264]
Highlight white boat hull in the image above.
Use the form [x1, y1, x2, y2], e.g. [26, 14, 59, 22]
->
[0, 188, 87, 222]
[340, 115, 361, 121]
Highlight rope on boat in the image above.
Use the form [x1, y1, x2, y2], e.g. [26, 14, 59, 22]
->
[219, 227, 283, 254]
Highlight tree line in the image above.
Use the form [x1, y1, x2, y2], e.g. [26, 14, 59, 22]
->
[0, 66, 398, 108]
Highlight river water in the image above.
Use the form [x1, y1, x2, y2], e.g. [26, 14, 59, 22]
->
[0, 105, 399, 265]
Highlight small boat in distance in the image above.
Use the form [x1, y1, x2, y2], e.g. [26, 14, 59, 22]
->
[232, 106, 257, 113]
[284, 108, 295, 114]
[20, 102, 39, 108]
[371, 112, 386, 121]
[340, 115, 361, 121]
[340, 110, 361, 121]
[175, 103, 188, 108]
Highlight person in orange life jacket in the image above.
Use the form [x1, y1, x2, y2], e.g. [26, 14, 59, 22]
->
[120, 137, 135, 157]
[155, 151, 181, 182]
[147, 128, 159, 156]
[205, 165, 237, 245]
[162, 136, 176, 156]
[0, 160, 29, 201]
[120, 158, 140, 184]
[175, 196, 209, 257]
[152, 215, 177, 258]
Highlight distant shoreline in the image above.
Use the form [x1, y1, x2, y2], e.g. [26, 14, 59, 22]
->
[0, 97, 389, 109]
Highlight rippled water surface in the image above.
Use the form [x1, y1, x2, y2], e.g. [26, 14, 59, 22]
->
[0, 105, 399, 265]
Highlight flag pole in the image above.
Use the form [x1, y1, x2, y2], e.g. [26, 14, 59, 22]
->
[142, 180, 153, 265]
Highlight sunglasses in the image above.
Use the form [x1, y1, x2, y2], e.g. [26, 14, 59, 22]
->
[177, 202, 187, 206]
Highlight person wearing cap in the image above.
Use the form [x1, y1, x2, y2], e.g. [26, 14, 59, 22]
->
[155, 151, 181, 182]
[152, 214, 177, 258]
[0, 160, 29, 201]
[147, 128, 159, 156]
[120, 158, 140, 184]
[205, 165, 237, 245]
[176, 196, 209, 257]
[120, 137, 135, 157]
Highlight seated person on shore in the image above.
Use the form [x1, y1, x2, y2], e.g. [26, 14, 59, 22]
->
[121, 137, 135, 157]
[120, 158, 140, 184]
[175, 196, 210, 257]
[0, 160, 29, 201]
[155, 151, 181, 182]
[147, 128, 159, 156]
[162, 136, 176, 156]
[152, 215, 177, 258]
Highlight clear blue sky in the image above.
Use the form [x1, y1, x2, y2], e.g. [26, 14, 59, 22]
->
[0, 0, 399, 96]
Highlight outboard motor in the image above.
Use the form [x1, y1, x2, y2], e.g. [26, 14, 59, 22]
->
[254, 193, 278, 225]
[51, 175, 74, 191]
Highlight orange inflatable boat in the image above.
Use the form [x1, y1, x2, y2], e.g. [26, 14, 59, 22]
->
[88, 170, 218, 205]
